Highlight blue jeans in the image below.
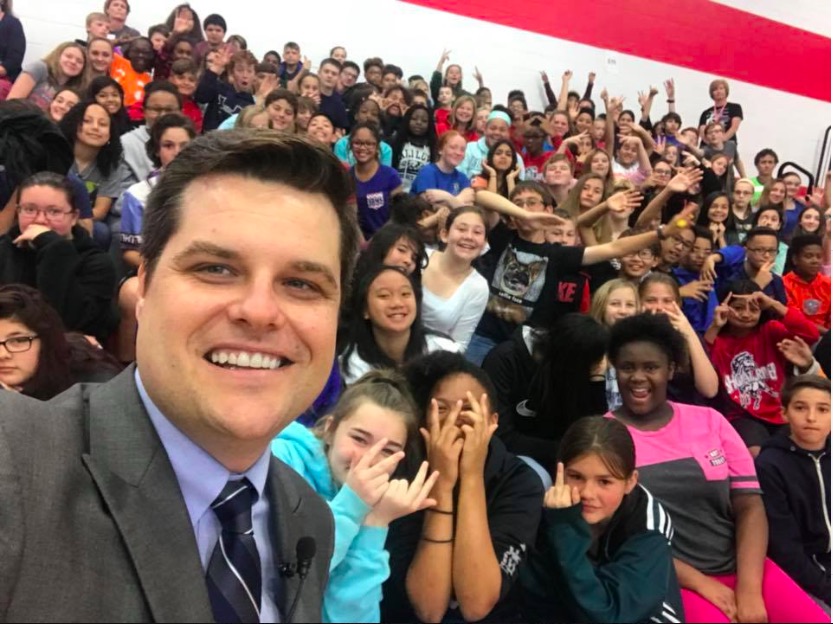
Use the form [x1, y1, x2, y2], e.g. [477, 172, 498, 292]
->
[92, 221, 111, 250]
[465, 333, 498, 366]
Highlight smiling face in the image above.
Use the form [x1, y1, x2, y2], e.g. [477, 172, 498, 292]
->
[383, 237, 419, 275]
[307, 115, 335, 145]
[325, 401, 408, 485]
[58, 46, 86, 79]
[48, 89, 80, 123]
[170, 71, 197, 97]
[618, 141, 638, 166]
[365, 269, 416, 335]
[783, 387, 831, 451]
[614, 341, 675, 416]
[439, 135, 467, 168]
[783, 174, 801, 199]
[604, 286, 639, 326]
[484, 118, 509, 146]
[767, 182, 786, 205]
[0, 318, 41, 391]
[88, 39, 113, 74]
[620, 247, 656, 280]
[455, 100, 474, 124]
[95, 84, 122, 115]
[441, 211, 487, 262]
[565, 452, 637, 525]
[266, 98, 295, 131]
[134, 175, 343, 469]
[800, 208, 821, 233]
[351, 127, 379, 164]
[640, 282, 677, 314]
[77, 103, 111, 149]
[707, 196, 730, 223]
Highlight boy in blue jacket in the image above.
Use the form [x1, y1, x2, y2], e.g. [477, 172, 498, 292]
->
[756, 375, 831, 607]
[195, 47, 256, 131]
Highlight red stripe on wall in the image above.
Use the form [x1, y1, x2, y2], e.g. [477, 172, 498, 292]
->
[401, 0, 831, 102]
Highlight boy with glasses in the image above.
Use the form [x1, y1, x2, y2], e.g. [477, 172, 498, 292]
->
[702, 226, 788, 305]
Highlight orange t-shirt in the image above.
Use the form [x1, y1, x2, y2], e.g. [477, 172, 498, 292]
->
[784, 271, 831, 329]
[110, 54, 152, 108]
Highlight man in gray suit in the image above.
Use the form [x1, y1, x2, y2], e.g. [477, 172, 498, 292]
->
[0, 130, 360, 622]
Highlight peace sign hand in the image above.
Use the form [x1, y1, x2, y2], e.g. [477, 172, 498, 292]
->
[544, 463, 580, 509]
[712, 292, 734, 329]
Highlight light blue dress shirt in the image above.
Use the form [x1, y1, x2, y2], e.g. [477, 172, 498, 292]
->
[135, 370, 282, 622]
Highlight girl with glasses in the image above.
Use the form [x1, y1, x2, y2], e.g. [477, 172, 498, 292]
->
[0, 172, 117, 342]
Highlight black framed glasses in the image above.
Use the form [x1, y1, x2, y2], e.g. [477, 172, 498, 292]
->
[17, 204, 74, 219]
[0, 335, 38, 353]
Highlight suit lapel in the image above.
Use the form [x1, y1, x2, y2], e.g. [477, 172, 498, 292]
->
[265, 458, 305, 618]
[81, 367, 214, 623]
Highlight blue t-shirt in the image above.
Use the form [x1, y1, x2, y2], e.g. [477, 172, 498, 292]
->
[410, 162, 471, 196]
[351, 165, 401, 238]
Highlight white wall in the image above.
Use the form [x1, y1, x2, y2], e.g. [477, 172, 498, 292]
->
[14, 0, 832, 180]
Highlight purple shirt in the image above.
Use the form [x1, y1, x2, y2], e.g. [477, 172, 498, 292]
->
[351, 165, 401, 238]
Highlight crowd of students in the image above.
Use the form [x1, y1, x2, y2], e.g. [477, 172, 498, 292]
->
[0, 0, 831, 622]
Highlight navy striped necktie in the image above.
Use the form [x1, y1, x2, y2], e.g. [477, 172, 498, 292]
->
[206, 478, 262, 624]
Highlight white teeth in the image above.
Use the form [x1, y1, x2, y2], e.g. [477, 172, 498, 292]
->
[208, 350, 286, 370]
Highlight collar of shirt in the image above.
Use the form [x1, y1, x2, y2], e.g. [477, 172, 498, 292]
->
[134, 369, 271, 527]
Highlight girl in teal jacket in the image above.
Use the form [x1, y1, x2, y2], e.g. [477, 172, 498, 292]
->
[519, 417, 684, 623]
[271, 370, 438, 623]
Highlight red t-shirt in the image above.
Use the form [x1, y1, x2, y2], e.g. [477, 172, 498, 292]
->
[181, 97, 204, 134]
[707, 308, 820, 424]
[522, 150, 554, 181]
[434, 108, 451, 132]
[783, 271, 831, 330]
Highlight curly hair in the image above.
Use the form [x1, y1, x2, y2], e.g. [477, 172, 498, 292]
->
[608, 312, 688, 369]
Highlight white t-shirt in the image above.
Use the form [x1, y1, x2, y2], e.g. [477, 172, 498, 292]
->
[339, 334, 460, 386]
[421, 249, 489, 350]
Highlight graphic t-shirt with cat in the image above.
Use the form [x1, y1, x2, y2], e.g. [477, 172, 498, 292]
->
[474, 221, 585, 343]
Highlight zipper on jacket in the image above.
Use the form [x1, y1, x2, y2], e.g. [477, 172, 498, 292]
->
[810, 452, 831, 553]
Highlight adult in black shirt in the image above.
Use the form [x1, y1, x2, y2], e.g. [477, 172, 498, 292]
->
[698, 78, 743, 144]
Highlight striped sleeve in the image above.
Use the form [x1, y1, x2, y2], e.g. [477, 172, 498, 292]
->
[641, 485, 675, 543]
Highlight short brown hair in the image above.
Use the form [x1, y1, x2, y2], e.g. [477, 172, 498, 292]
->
[709, 78, 730, 98]
[142, 131, 359, 302]
[229, 50, 257, 72]
[86, 12, 108, 26]
[782, 375, 831, 407]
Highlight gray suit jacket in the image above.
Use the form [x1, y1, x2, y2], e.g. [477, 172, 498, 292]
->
[0, 367, 334, 622]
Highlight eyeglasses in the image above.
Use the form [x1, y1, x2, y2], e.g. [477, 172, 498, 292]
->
[17, 204, 74, 219]
[670, 235, 694, 250]
[512, 198, 544, 209]
[747, 247, 778, 256]
[351, 140, 378, 149]
[0, 335, 38, 353]
[654, 169, 672, 176]
[623, 249, 655, 260]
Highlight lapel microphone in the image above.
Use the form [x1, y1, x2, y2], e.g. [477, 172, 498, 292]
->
[285, 537, 317, 623]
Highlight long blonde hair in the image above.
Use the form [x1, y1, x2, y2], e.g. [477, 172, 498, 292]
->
[448, 95, 477, 134]
[43, 42, 87, 90]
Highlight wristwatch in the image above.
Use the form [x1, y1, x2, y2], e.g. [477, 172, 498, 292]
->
[656, 225, 668, 240]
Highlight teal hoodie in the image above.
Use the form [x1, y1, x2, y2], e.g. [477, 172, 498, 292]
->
[271, 422, 390, 623]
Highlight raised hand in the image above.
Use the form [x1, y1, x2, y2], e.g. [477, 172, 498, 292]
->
[506, 163, 523, 180]
[173, 14, 191, 34]
[208, 46, 232, 74]
[753, 260, 775, 289]
[588, 71, 596, 83]
[607, 190, 643, 214]
[473, 66, 483, 85]
[364, 461, 440, 527]
[777, 336, 815, 370]
[709, 221, 726, 239]
[458, 391, 498, 477]
[256, 72, 278, 99]
[664, 301, 697, 335]
[664, 78, 675, 99]
[655, 136, 667, 154]
[679, 279, 714, 302]
[600, 88, 609, 104]
[711, 292, 734, 329]
[481, 158, 496, 176]
[667, 168, 704, 193]
[701, 254, 719, 282]
[540, 70, 550, 83]
[649, 85, 659, 97]
[439, 48, 451, 65]
[568, 101, 580, 121]
[562, 69, 573, 82]
[637, 91, 648, 109]
[544, 462, 580, 509]
[344, 438, 405, 508]
[663, 203, 697, 239]
[420, 399, 464, 491]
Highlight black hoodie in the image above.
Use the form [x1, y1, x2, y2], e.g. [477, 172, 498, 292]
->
[381, 437, 543, 622]
[756, 431, 831, 604]
[0, 225, 117, 341]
